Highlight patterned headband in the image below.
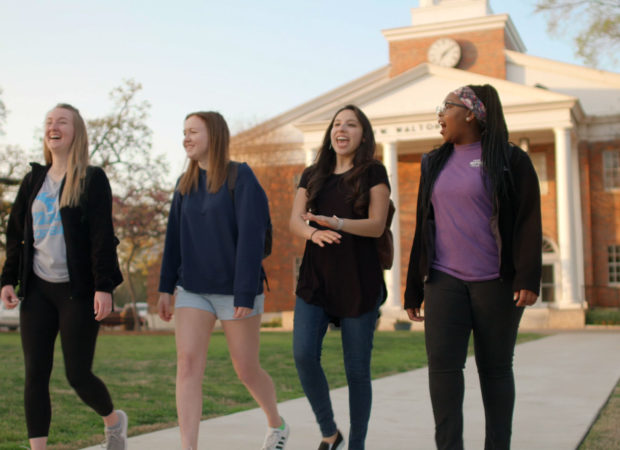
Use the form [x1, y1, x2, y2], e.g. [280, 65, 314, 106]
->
[452, 86, 487, 123]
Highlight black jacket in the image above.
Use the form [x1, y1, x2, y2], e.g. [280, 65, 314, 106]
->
[404, 144, 542, 309]
[1, 163, 123, 300]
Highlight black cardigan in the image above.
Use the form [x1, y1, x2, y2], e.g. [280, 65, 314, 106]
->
[404, 144, 542, 309]
[1, 163, 123, 300]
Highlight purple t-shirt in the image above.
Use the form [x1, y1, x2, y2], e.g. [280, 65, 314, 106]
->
[431, 142, 500, 281]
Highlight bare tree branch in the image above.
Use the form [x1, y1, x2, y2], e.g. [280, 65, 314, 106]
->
[534, 0, 620, 68]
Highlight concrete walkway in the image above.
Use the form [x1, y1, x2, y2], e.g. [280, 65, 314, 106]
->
[83, 331, 620, 450]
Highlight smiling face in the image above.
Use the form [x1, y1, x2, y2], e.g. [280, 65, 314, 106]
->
[183, 115, 209, 166]
[330, 108, 364, 158]
[437, 92, 475, 145]
[44, 107, 75, 157]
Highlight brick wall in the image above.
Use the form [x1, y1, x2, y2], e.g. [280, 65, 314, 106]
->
[584, 140, 620, 307]
[253, 164, 306, 312]
[389, 29, 507, 79]
[530, 144, 558, 244]
[398, 154, 423, 303]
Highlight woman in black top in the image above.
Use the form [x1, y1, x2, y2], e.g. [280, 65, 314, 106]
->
[405, 84, 542, 449]
[289, 105, 390, 450]
[0, 104, 125, 450]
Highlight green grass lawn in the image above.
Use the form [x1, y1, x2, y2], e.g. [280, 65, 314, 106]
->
[0, 330, 541, 449]
[578, 379, 620, 449]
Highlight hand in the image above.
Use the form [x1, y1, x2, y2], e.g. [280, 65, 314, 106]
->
[302, 212, 340, 230]
[1, 285, 20, 309]
[309, 229, 342, 248]
[233, 306, 253, 319]
[94, 291, 113, 321]
[158, 293, 174, 322]
[514, 289, 538, 307]
[406, 307, 424, 322]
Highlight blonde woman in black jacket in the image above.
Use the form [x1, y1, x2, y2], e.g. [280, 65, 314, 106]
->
[0, 104, 126, 450]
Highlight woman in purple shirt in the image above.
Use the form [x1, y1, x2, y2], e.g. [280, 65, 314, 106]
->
[404, 85, 542, 449]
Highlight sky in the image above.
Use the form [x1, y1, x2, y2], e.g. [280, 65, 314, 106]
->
[1, 0, 617, 176]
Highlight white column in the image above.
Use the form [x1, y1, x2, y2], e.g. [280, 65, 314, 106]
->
[381, 141, 402, 310]
[571, 138, 586, 303]
[554, 127, 582, 308]
[304, 144, 316, 167]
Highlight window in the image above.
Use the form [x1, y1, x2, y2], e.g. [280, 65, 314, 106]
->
[541, 238, 557, 303]
[540, 265, 555, 303]
[603, 150, 620, 190]
[608, 245, 620, 285]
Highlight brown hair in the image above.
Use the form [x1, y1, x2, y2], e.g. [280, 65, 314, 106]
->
[177, 111, 230, 195]
[44, 104, 89, 207]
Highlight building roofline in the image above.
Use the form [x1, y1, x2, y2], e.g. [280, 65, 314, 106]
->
[232, 65, 391, 142]
[382, 14, 526, 52]
[505, 50, 620, 85]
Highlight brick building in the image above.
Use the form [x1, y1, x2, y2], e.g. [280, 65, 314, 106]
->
[229, 0, 620, 328]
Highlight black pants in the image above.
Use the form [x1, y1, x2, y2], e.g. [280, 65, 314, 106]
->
[424, 270, 524, 450]
[19, 275, 113, 438]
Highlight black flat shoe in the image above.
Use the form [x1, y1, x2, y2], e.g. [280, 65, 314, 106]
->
[317, 430, 344, 450]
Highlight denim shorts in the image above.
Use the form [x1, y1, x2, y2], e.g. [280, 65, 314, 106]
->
[174, 286, 264, 321]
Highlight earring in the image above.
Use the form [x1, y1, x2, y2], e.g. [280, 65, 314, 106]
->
[466, 117, 471, 122]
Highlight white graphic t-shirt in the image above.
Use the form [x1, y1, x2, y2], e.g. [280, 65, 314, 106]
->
[32, 174, 70, 282]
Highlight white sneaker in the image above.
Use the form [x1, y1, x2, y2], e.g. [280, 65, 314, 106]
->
[104, 409, 128, 450]
[261, 417, 290, 450]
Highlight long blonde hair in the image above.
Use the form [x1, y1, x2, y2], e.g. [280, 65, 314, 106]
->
[177, 112, 230, 195]
[44, 104, 89, 207]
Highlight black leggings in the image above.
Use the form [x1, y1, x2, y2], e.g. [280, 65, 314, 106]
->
[424, 270, 524, 450]
[19, 275, 113, 438]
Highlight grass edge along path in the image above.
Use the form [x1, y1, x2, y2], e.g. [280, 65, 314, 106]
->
[0, 331, 541, 450]
[578, 377, 620, 450]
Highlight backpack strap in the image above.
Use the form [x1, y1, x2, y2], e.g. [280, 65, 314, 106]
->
[227, 161, 240, 205]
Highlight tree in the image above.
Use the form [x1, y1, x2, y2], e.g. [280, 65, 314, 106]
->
[0, 82, 171, 327]
[0, 87, 7, 135]
[0, 88, 29, 253]
[88, 80, 171, 330]
[0, 145, 27, 252]
[534, 0, 620, 69]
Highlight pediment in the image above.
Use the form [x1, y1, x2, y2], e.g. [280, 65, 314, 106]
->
[295, 63, 578, 128]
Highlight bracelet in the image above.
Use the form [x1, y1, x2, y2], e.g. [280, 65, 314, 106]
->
[309, 229, 319, 240]
[335, 217, 344, 231]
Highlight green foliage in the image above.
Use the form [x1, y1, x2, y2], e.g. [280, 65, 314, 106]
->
[534, 0, 620, 69]
[0, 87, 6, 135]
[579, 380, 620, 449]
[585, 308, 620, 325]
[260, 317, 283, 328]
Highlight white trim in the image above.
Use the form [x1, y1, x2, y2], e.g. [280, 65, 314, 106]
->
[554, 127, 583, 307]
[381, 140, 402, 311]
[382, 14, 526, 52]
[505, 50, 620, 85]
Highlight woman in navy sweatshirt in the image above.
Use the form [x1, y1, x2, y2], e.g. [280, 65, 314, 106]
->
[157, 111, 288, 450]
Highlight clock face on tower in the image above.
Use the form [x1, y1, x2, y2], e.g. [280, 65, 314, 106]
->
[427, 37, 462, 67]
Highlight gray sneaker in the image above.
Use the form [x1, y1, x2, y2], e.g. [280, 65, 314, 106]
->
[104, 409, 128, 450]
[261, 417, 290, 450]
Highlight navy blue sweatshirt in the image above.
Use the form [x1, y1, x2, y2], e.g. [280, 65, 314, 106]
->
[159, 163, 269, 308]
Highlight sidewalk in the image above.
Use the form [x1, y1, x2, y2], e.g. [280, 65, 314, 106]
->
[83, 332, 620, 449]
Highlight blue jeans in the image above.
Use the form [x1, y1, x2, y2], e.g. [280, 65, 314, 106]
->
[293, 296, 380, 450]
